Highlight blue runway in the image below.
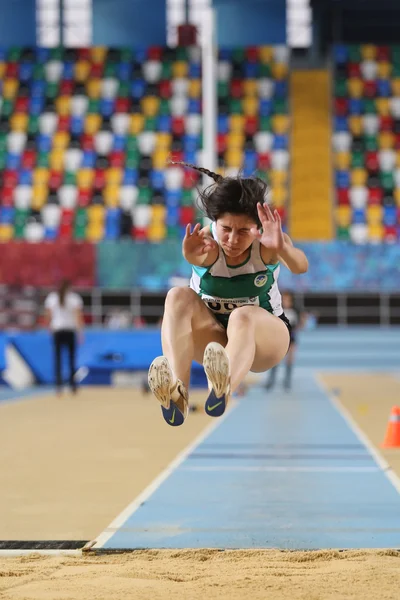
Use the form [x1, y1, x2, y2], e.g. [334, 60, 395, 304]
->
[97, 371, 400, 550]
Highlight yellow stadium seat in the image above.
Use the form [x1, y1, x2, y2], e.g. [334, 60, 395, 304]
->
[90, 46, 107, 63]
[105, 167, 122, 186]
[148, 223, 167, 242]
[259, 46, 273, 63]
[336, 205, 352, 227]
[392, 78, 400, 97]
[243, 80, 258, 97]
[172, 61, 188, 78]
[0, 62, 6, 79]
[349, 116, 363, 136]
[10, 113, 28, 132]
[141, 96, 160, 117]
[242, 96, 259, 117]
[368, 223, 383, 242]
[104, 186, 119, 207]
[75, 60, 91, 82]
[229, 115, 245, 133]
[351, 168, 367, 186]
[0, 224, 13, 241]
[32, 184, 48, 206]
[53, 131, 70, 149]
[271, 186, 287, 208]
[33, 168, 49, 187]
[226, 132, 245, 149]
[31, 193, 47, 211]
[3, 78, 18, 99]
[77, 168, 94, 188]
[130, 114, 144, 135]
[348, 78, 363, 98]
[151, 205, 166, 223]
[86, 223, 104, 242]
[377, 61, 391, 79]
[376, 98, 390, 116]
[379, 131, 394, 149]
[335, 151, 351, 170]
[153, 149, 169, 170]
[270, 170, 288, 186]
[395, 188, 400, 205]
[225, 148, 243, 168]
[85, 114, 102, 135]
[272, 115, 289, 134]
[155, 132, 172, 150]
[188, 79, 201, 98]
[56, 95, 71, 116]
[86, 78, 101, 99]
[88, 205, 105, 224]
[49, 149, 65, 171]
[367, 205, 383, 225]
[361, 45, 376, 60]
[272, 62, 288, 80]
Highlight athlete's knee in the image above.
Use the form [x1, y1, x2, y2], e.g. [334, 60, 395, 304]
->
[227, 306, 256, 331]
[165, 287, 197, 316]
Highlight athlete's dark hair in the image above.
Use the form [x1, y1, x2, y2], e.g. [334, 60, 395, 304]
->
[58, 279, 71, 307]
[170, 161, 268, 228]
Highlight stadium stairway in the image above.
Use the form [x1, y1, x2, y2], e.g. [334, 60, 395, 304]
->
[290, 70, 333, 241]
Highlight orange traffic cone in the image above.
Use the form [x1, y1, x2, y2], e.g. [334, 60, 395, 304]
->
[381, 406, 400, 448]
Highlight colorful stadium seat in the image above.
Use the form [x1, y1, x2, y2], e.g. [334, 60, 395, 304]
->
[333, 44, 400, 241]
[0, 46, 289, 241]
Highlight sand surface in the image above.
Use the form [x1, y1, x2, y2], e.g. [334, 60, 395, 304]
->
[1, 549, 400, 600]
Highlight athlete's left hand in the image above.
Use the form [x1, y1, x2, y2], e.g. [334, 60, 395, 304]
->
[250, 203, 285, 252]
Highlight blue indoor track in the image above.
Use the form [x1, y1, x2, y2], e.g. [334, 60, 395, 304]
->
[97, 370, 400, 550]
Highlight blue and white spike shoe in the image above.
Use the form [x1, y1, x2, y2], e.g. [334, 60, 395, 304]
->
[203, 342, 231, 417]
[148, 356, 189, 426]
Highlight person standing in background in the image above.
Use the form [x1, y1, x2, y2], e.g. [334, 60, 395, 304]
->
[265, 290, 304, 391]
[44, 280, 84, 396]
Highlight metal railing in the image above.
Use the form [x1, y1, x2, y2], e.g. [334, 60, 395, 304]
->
[35, 288, 400, 327]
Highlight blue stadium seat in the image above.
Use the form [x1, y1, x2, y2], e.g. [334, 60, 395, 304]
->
[333, 44, 348, 64]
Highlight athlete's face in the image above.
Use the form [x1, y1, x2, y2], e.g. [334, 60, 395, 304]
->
[215, 213, 257, 259]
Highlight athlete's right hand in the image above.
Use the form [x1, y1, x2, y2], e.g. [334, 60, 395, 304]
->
[183, 223, 217, 257]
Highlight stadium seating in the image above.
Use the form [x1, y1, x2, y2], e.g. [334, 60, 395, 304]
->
[0, 45, 290, 242]
[333, 44, 400, 243]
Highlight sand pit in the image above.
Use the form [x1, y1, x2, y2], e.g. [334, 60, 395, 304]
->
[1, 549, 400, 600]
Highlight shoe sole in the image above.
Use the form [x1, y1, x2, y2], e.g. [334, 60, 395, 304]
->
[148, 357, 186, 427]
[203, 342, 230, 417]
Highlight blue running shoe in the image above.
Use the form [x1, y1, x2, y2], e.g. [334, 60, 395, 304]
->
[203, 342, 231, 417]
[148, 356, 188, 426]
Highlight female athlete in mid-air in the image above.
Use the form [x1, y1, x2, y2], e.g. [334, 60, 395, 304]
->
[148, 163, 308, 426]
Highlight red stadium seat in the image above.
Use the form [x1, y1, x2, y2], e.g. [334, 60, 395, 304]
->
[368, 187, 383, 205]
[159, 80, 172, 99]
[364, 80, 378, 98]
[337, 189, 350, 205]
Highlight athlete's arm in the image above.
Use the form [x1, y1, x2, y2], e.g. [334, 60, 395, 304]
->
[277, 234, 308, 274]
[252, 203, 308, 274]
[182, 223, 219, 267]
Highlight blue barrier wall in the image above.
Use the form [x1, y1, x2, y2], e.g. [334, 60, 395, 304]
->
[0, 334, 6, 372]
[97, 241, 400, 292]
[9, 329, 205, 386]
[93, 0, 166, 46]
[5, 327, 400, 388]
[0, 0, 36, 46]
[214, 0, 286, 45]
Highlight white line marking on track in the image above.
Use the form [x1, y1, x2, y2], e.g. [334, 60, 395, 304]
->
[179, 466, 379, 473]
[91, 401, 239, 549]
[315, 374, 400, 496]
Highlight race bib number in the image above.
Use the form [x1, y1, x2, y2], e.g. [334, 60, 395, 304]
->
[201, 294, 260, 314]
